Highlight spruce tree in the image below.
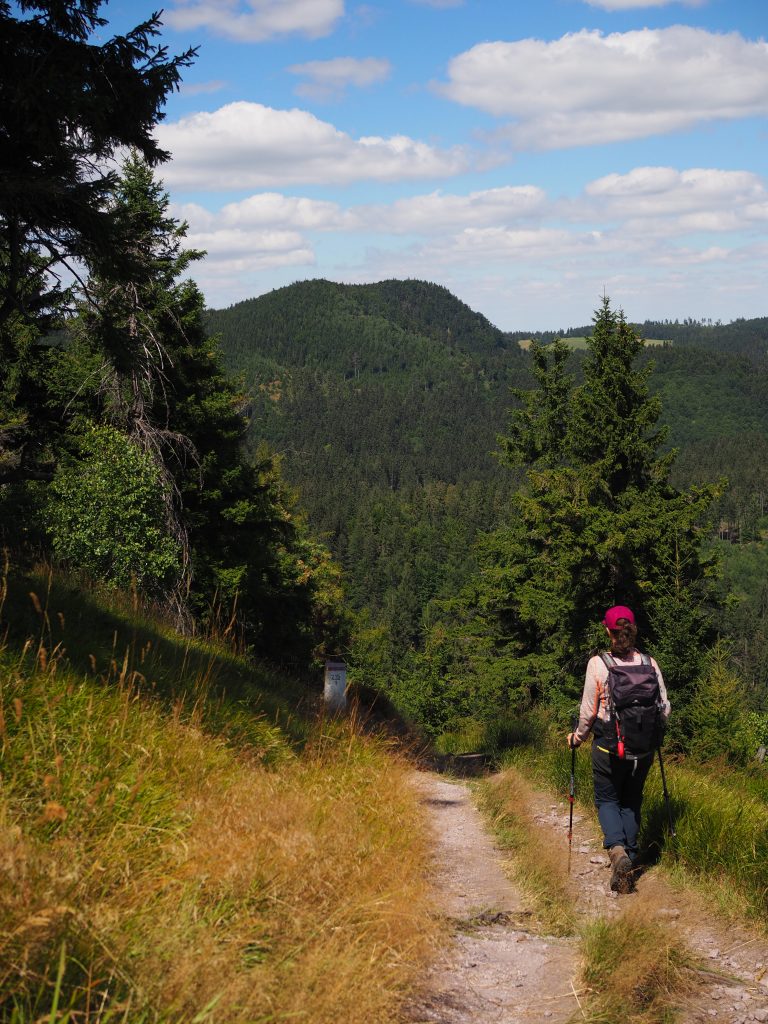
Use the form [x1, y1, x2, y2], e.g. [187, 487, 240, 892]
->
[0, 0, 194, 486]
[457, 298, 720, 715]
[52, 156, 345, 663]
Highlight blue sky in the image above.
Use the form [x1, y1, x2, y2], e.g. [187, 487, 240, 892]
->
[106, 0, 766, 329]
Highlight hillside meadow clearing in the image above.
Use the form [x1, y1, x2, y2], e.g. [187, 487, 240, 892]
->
[517, 337, 671, 350]
[0, 566, 440, 1023]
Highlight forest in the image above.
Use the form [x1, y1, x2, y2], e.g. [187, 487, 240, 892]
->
[207, 281, 768, 742]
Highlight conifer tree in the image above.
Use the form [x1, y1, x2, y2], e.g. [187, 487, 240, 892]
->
[51, 155, 345, 663]
[443, 298, 720, 717]
[0, 0, 194, 485]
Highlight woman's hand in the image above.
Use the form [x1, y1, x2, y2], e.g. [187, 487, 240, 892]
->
[567, 732, 579, 749]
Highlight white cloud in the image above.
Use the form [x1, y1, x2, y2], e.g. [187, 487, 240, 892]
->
[176, 193, 350, 231]
[157, 102, 468, 188]
[356, 185, 546, 233]
[582, 167, 768, 232]
[186, 227, 315, 284]
[176, 185, 547, 240]
[164, 0, 344, 43]
[287, 56, 391, 101]
[439, 27, 768, 149]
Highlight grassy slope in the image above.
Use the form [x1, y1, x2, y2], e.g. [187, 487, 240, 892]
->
[0, 567, 438, 1023]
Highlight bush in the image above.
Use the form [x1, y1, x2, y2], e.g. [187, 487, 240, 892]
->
[686, 643, 763, 765]
[46, 423, 180, 594]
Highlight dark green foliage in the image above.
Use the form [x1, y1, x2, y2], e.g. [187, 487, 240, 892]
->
[208, 283, 768, 726]
[53, 156, 344, 664]
[0, 0, 193, 487]
[46, 423, 181, 591]
[420, 299, 721, 728]
[0, 0, 194, 323]
[685, 643, 768, 765]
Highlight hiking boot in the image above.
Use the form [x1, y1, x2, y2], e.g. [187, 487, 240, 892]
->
[608, 845, 634, 894]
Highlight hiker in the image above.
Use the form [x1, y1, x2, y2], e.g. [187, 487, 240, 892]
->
[566, 605, 670, 893]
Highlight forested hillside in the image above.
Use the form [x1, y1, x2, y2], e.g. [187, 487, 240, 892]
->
[208, 281, 768, 735]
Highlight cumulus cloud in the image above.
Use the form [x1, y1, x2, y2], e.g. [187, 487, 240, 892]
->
[156, 102, 468, 188]
[287, 56, 391, 101]
[356, 185, 546, 233]
[186, 227, 315, 279]
[438, 27, 768, 149]
[164, 0, 344, 43]
[582, 167, 768, 232]
[176, 185, 547, 241]
[176, 193, 350, 231]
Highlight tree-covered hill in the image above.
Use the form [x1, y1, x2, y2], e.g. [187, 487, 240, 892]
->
[206, 280, 530, 553]
[205, 278, 516, 383]
[206, 280, 768, 728]
[207, 281, 768, 506]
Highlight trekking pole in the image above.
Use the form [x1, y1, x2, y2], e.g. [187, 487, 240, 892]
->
[656, 747, 677, 839]
[568, 714, 578, 874]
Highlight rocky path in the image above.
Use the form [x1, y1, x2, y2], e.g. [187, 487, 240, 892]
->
[406, 774, 580, 1024]
[408, 770, 768, 1024]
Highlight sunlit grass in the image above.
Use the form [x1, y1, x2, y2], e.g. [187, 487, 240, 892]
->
[579, 909, 695, 1024]
[0, 565, 439, 1022]
[496, 718, 768, 928]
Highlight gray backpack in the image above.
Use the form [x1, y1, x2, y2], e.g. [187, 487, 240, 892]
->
[600, 652, 665, 756]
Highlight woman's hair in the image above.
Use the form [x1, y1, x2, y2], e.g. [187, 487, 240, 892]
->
[608, 618, 637, 657]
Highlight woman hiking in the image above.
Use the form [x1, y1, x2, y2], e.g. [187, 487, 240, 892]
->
[567, 606, 670, 894]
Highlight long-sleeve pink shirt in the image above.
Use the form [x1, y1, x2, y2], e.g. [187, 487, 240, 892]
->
[573, 649, 670, 746]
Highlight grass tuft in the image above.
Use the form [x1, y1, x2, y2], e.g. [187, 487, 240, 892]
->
[477, 768, 577, 936]
[579, 908, 695, 1024]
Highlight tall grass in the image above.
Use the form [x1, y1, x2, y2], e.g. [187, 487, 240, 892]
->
[578, 910, 695, 1024]
[0, 566, 439, 1022]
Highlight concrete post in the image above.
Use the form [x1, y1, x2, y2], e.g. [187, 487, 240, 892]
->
[324, 657, 347, 712]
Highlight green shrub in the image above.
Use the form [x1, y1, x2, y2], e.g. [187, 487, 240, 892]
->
[686, 643, 762, 765]
[46, 424, 180, 594]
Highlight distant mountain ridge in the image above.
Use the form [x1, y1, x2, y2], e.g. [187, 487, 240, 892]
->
[205, 278, 768, 556]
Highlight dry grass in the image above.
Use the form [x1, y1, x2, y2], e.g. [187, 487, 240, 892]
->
[478, 767, 576, 936]
[130, 726, 440, 1023]
[0, 571, 440, 1023]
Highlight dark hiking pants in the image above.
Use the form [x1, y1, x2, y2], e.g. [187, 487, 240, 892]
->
[591, 742, 653, 862]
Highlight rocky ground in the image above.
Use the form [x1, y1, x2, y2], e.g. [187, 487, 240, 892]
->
[406, 771, 768, 1024]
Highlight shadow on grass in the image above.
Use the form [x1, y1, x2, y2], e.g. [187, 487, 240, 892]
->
[1, 567, 316, 750]
[639, 791, 684, 866]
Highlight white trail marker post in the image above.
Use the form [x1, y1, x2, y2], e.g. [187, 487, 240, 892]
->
[324, 657, 347, 712]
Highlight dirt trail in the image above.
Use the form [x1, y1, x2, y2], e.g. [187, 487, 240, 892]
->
[409, 769, 768, 1024]
[406, 774, 580, 1024]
